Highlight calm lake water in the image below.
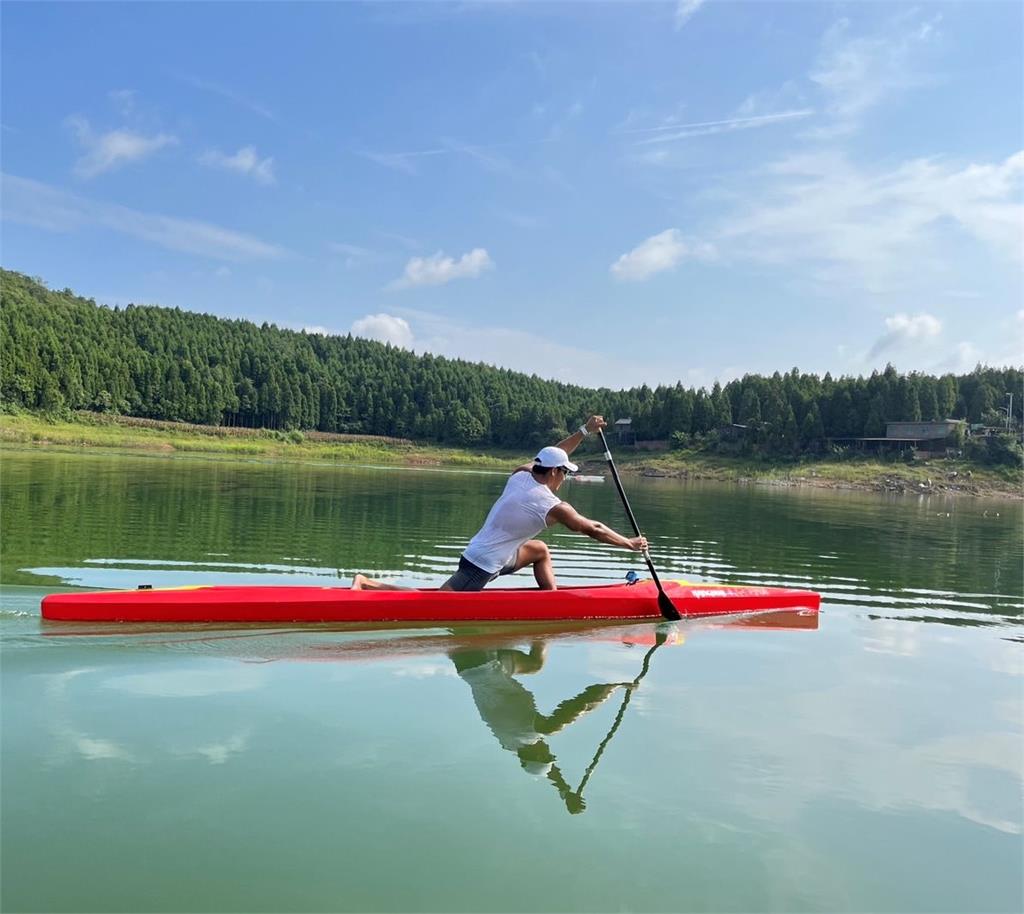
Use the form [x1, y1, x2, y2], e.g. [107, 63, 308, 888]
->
[2, 449, 1021, 913]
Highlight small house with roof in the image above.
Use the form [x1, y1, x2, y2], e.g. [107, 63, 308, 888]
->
[614, 417, 635, 445]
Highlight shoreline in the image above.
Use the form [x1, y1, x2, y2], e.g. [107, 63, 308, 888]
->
[2, 412, 1020, 499]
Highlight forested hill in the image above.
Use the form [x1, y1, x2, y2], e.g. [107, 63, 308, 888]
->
[2, 269, 1021, 452]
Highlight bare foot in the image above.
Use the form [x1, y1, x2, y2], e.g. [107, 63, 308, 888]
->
[350, 574, 411, 592]
[351, 573, 369, 591]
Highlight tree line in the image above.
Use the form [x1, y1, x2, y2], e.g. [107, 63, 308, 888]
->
[2, 269, 1021, 456]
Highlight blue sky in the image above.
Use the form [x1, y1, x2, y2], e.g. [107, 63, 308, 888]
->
[2, 1, 1021, 389]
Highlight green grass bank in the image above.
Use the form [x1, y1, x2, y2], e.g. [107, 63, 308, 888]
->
[1, 411, 1020, 498]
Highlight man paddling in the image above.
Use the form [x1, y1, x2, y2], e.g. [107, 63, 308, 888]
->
[351, 414, 647, 591]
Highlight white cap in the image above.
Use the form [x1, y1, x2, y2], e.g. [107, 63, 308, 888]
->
[534, 446, 578, 472]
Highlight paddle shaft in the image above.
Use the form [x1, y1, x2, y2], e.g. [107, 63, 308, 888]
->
[572, 630, 667, 800]
[596, 428, 680, 620]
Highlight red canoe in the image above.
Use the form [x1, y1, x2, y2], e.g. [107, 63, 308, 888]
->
[41, 579, 820, 624]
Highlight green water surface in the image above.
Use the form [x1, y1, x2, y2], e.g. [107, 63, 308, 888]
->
[1, 450, 1021, 913]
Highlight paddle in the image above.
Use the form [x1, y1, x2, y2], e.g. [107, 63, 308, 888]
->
[561, 629, 669, 813]
[596, 428, 681, 621]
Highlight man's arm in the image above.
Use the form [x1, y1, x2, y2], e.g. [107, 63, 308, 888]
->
[555, 414, 606, 456]
[547, 502, 648, 552]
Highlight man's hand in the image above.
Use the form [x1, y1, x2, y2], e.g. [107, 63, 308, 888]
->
[627, 535, 648, 552]
[584, 415, 607, 435]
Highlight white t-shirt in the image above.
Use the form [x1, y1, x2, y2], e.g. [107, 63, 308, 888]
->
[462, 471, 562, 573]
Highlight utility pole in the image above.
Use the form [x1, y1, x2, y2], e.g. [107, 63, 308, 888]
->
[1007, 392, 1013, 431]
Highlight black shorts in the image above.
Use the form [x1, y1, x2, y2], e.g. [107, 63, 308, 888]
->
[444, 554, 518, 592]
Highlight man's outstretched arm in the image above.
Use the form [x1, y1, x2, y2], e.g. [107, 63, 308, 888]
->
[547, 502, 648, 552]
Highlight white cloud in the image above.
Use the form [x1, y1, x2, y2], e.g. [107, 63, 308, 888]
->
[73, 733, 135, 762]
[1, 173, 289, 262]
[200, 146, 275, 185]
[868, 313, 942, 358]
[610, 229, 714, 281]
[717, 150, 1024, 290]
[674, 0, 705, 30]
[886, 313, 942, 339]
[351, 313, 414, 349]
[66, 115, 176, 178]
[389, 248, 494, 290]
[937, 341, 984, 373]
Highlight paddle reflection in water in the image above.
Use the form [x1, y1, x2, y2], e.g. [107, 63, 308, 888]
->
[445, 609, 819, 814]
[450, 630, 671, 814]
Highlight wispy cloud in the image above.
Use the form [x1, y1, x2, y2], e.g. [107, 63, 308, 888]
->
[357, 147, 446, 175]
[357, 136, 552, 175]
[611, 229, 715, 281]
[351, 313, 414, 349]
[441, 138, 514, 174]
[389, 248, 494, 290]
[628, 12, 936, 153]
[66, 115, 177, 178]
[674, 0, 706, 31]
[626, 109, 814, 145]
[868, 313, 942, 359]
[374, 230, 421, 251]
[176, 74, 276, 121]
[328, 241, 379, 268]
[329, 242, 376, 259]
[107, 89, 138, 118]
[931, 340, 988, 374]
[809, 14, 941, 137]
[2, 173, 289, 262]
[716, 149, 1024, 291]
[200, 146, 276, 184]
[496, 210, 541, 230]
[387, 307, 661, 388]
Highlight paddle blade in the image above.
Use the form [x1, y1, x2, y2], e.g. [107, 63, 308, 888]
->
[657, 589, 682, 621]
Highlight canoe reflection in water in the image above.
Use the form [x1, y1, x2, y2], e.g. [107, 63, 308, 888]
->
[449, 630, 672, 815]
[40, 607, 817, 816]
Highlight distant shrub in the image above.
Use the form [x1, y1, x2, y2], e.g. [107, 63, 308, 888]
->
[965, 434, 1023, 467]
